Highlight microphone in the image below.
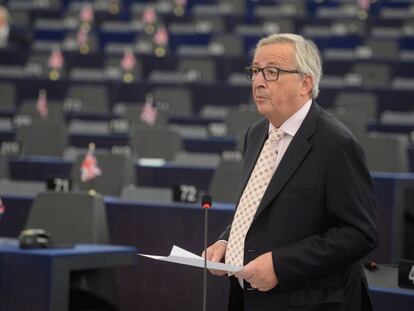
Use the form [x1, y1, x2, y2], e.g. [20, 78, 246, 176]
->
[364, 261, 377, 271]
[201, 194, 212, 311]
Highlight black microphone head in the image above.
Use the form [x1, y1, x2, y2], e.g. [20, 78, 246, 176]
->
[201, 194, 212, 209]
[364, 261, 377, 271]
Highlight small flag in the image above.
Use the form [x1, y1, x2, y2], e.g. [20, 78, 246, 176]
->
[120, 49, 136, 72]
[358, 0, 371, 10]
[48, 47, 64, 71]
[142, 6, 157, 25]
[0, 198, 5, 216]
[175, 0, 187, 6]
[80, 3, 94, 24]
[153, 25, 169, 46]
[77, 28, 89, 47]
[36, 89, 48, 119]
[140, 93, 158, 126]
[80, 143, 102, 182]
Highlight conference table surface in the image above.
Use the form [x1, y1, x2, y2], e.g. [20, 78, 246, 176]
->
[0, 242, 137, 311]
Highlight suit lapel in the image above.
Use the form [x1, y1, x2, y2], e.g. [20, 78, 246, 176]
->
[241, 120, 268, 188]
[252, 103, 321, 223]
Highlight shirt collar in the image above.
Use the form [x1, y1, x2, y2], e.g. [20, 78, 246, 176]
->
[269, 99, 312, 137]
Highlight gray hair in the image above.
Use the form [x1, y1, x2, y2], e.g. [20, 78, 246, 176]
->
[255, 33, 322, 99]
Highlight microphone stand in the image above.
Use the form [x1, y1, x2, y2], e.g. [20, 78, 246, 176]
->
[201, 195, 212, 311]
[203, 204, 208, 311]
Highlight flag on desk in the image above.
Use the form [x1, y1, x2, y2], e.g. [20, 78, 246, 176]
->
[358, 0, 371, 10]
[80, 3, 94, 24]
[120, 49, 137, 72]
[36, 89, 48, 119]
[175, 0, 187, 6]
[153, 24, 169, 46]
[0, 198, 5, 221]
[140, 93, 158, 126]
[80, 143, 102, 182]
[77, 28, 89, 47]
[48, 47, 64, 71]
[142, 6, 157, 25]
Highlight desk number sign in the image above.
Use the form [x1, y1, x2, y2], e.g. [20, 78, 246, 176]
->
[173, 185, 198, 203]
[398, 259, 414, 289]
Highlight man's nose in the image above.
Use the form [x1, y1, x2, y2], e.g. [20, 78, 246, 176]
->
[253, 72, 267, 88]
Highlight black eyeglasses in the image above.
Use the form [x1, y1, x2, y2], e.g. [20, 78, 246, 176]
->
[245, 66, 300, 81]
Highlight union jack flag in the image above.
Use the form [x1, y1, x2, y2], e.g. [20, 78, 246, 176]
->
[36, 89, 48, 119]
[140, 93, 158, 126]
[153, 25, 169, 46]
[80, 3, 94, 24]
[48, 47, 64, 70]
[0, 198, 5, 221]
[80, 143, 102, 182]
[142, 6, 157, 25]
[120, 49, 136, 72]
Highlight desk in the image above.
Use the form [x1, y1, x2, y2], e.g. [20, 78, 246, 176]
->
[369, 172, 414, 264]
[2, 171, 414, 265]
[7, 158, 216, 191]
[106, 199, 234, 311]
[365, 266, 414, 311]
[1, 195, 414, 310]
[0, 243, 137, 311]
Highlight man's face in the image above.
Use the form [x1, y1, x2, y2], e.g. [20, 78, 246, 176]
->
[252, 42, 307, 123]
[0, 10, 8, 29]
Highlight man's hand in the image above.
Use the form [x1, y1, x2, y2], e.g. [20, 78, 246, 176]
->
[202, 241, 227, 276]
[235, 251, 279, 291]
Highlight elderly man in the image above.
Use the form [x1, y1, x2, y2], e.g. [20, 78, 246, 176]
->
[205, 33, 378, 311]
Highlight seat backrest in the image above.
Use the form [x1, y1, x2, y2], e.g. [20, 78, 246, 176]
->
[19, 100, 64, 125]
[359, 133, 410, 173]
[0, 82, 16, 110]
[25, 192, 109, 244]
[0, 154, 9, 179]
[130, 126, 182, 161]
[105, 55, 143, 77]
[113, 102, 168, 126]
[330, 109, 367, 138]
[16, 123, 67, 157]
[66, 84, 109, 114]
[366, 38, 399, 60]
[152, 87, 193, 117]
[209, 160, 244, 203]
[71, 153, 136, 196]
[225, 109, 262, 137]
[352, 63, 391, 88]
[209, 34, 243, 57]
[120, 185, 173, 204]
[178, 59, 216, 82]
[333, 92, 378, 119]
[0, 180, 46, 196]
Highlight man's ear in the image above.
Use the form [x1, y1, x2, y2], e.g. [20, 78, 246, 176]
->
[300, 75, 313, 97]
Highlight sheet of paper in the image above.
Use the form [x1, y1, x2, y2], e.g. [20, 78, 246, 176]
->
[138, 245, 242, 273]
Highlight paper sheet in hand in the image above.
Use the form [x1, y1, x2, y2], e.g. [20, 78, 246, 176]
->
[138, 245, 242, 273]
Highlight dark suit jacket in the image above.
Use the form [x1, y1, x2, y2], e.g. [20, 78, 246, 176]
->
[219, 102, 378, 311]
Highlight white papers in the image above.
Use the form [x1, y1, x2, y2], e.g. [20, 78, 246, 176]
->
[138, 245, 242, 273]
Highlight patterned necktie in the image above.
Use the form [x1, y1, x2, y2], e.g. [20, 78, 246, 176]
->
[225, 129, 285, 270]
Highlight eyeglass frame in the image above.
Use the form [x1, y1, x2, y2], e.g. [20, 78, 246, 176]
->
[245, 66, 301, 81]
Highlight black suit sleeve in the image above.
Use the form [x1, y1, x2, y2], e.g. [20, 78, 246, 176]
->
[272, 138, 378, 290]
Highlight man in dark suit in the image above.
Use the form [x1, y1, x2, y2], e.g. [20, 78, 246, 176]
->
[204, 33, 378, 311]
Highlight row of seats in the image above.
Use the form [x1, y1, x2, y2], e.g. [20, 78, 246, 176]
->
[3, 49, 413, 87]
[7, 0, 414, 22]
